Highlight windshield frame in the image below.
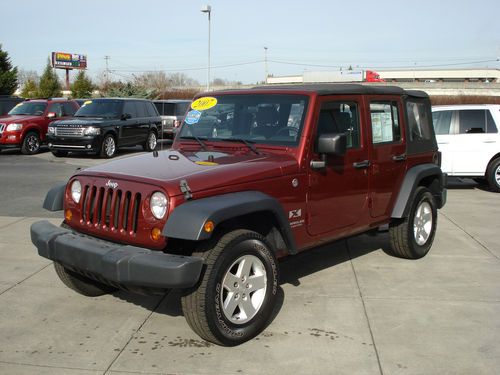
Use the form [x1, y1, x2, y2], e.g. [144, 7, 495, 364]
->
[178, 93, 309, 149]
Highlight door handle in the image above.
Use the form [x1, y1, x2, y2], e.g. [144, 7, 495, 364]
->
[392, 154, 407, 162]
[353, 160, 370, 169]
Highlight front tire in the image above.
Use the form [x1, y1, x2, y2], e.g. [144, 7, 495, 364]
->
[21, 131, 41, 155]
[54, 262, 116, 297]
[100, 134, 116, 158]
[144, 130, 158, 152]
[388, 187, 437, 259]
[181, 230, 279, 346]
[486, 158, 500, 192]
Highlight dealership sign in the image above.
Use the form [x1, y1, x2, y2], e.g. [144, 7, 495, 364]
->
[51, 52, 87, 69]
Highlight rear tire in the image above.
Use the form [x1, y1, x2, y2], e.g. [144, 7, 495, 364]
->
[21, 131, 41, 155]
[486, 158, 500, 192]
[54, 262, 116, 297]
[181, 230, 279, 346]
[388, 187, 437, 259]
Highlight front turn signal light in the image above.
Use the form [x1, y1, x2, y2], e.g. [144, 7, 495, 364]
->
[203, 220, 215, 233]
[151, 227, 162, 241]
[65, 209, 72, 222]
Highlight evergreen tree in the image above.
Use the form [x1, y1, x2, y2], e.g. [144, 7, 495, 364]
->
[71, 70, 94, 98]
[0, 44, 18, 95]
[37, 59, 61, 98]
[20, 79, 38, 98]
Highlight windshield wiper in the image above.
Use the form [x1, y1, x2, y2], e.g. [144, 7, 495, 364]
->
[180, 136, 208, 150]
[227, 138, 261, 155]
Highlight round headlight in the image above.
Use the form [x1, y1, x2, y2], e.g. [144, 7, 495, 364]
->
[70, 180, 82, 203]
[150, 192, 168, 219]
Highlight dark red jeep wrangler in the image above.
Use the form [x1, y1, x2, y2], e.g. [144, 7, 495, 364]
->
[31, 84, 446, 346]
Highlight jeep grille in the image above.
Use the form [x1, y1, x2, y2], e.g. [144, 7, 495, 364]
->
[81, 183, 142, 234]
[55, 127, 84, 137]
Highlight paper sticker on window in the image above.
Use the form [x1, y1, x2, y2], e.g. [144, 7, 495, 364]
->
[185, 110, 202, 125]
[83, 100, 92, 106]
[195, 161, 218, 166]
[191, 97, 217, 111]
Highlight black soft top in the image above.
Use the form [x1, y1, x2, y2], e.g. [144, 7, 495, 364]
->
[208, 84, 428, 98]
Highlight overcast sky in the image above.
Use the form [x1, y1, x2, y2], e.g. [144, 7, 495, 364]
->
[1, 0, 499, 85]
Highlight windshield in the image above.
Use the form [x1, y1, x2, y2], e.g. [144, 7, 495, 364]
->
[74, 100, 122, 118]
[8, 102, 47, 116]
[178, 94, 308, 147]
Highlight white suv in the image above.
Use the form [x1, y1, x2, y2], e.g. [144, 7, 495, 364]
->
[432, 104, 500, 192]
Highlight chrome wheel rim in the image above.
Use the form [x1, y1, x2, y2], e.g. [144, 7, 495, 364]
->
[220, 254, 267, 325]
[495, 165, 500, 186]
[148, 133, 157, 150]
[413, 201, 433, 246]
[26, 135, 39, 152]
[104, 137, 115, 156]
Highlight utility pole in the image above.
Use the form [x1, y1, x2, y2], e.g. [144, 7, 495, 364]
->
[264, 46, 268, 84]
[104, 55, 110, 88]
[201, 5, 212, 91]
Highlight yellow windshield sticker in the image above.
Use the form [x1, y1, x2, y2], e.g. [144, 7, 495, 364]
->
[195, 161, 218, 166]
[83, 100, 92, 106]
[15, 103, 22, 107]
[191, 97, 217, 111]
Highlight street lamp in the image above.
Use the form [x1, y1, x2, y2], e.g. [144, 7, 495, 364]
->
[201, 5, 211, 91]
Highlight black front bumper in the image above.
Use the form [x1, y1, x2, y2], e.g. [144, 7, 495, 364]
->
[31, 220, 203, 289]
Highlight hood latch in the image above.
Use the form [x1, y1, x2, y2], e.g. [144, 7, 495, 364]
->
[179, 179, 193, 200]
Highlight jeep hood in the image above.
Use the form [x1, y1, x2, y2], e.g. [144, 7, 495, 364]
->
[79, 149, 299, 195]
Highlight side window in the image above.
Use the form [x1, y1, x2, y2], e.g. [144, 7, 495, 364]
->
[486, 110, 498, 133]
[406, 101, 433, 141]
[123, 101, 137, 118]
[458, 110, 487, 134]
[134, 101, 147, 118]
[62, 102, 77, 116]
[146, 102, 159, 117]
[370, 102, 400, 144]
[316, 101, 360, 149]
[48, 103, 63, 117]
[432, 110, 453, 135]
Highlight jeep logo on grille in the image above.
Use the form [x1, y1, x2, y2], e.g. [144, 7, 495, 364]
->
[105, 180, 118, 189]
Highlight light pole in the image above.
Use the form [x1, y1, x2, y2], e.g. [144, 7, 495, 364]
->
[264, 47, 268, 84]
[201, 5, 211, 91]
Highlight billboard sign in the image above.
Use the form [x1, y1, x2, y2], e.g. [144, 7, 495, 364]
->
[51, 52, 87, 69]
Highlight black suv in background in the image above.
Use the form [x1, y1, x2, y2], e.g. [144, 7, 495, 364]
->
[47, 98, 162, 158]
[153, 99, 190, 139]
[0, 96, 24, 115]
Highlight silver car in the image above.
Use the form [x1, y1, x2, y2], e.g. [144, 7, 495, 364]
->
[153, 100, 191, 139]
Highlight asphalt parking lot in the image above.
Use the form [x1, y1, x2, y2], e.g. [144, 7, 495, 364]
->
[0, 149, 499, 375]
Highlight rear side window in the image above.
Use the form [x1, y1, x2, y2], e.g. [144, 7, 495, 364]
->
[370, 102, 400, 144]
[174, 102, 190, 116]
[123, 101, 138, 118]
[145, 102, 159, 117]
[134, 101, 147, 118]
[432, 110, 453, 135]
[406, 101, 433, 141]
[154, 102, 175, 116]
[458, 110, 497, 134]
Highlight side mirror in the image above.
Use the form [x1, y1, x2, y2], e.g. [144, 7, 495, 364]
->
[311, 133, 347, 170]
[121, 113, 132, 120]
[47, 112, 57, 119]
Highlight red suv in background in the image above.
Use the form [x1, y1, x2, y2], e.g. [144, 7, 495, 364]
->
[0, 98, 79, 154]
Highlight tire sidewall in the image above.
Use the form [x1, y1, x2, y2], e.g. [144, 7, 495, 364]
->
[407, 188, 437, 258]
[101, 134, 116, 158]
[22, 132, 40, 155]
[205, 233, 278, 345]
[487, 159, 500, 192]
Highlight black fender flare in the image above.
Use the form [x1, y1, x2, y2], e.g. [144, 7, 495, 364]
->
[163, 191, 297, 254]
[43, 182, 66, 211]
[391, 164, 446, 218]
